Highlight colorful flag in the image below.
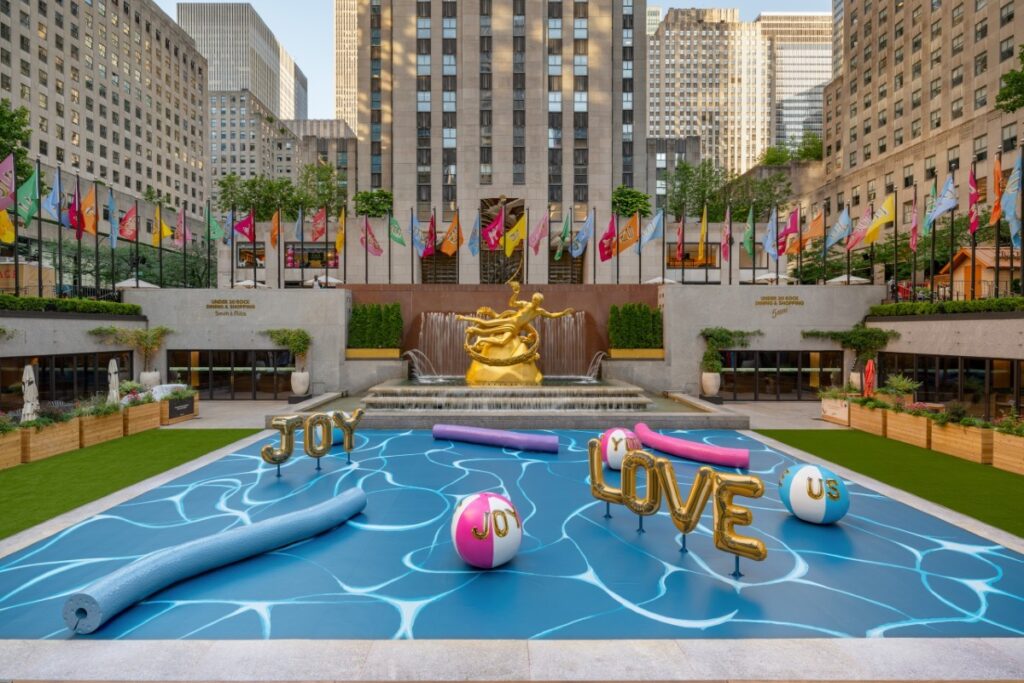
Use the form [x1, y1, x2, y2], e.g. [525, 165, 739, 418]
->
[697, 206, 708, 262]
[311, 207, 327, 242]
[208, 212, 225, 240]
[107, 189, 118, 248]
[555, 214, 572, 260]
[720, 206, 731, 262]
[923, 180, 938, 236]
[742, 206, 755, 257]
[0, 210, 14, 244]
[15, 168, 38, 224]
[119, 204, 138, 241]
[69, 185, 82, 239]
[675, 214, 685, 261]
[42, 170, 61, 221]
[80, 186, 97, 236]
[570, 212, 594, 258]
[389, 214, 406, 246]
[152, 204, 167, 246]
[440, 212, 464, 256]
[909, 193, 920, 253]
[335, 209, 346, 254]
[422, 212, 436, 257]
[825, 206, 853, 249]
[467, 213, 480, 256]
[410, 213, 426, 257]
[925, 175, 958, 226]
[777, 208, 799, 250]
[482, 206, 504, 250]
[598, 215, 617, 262]
[968, 168, 980, 235]
[0, 154, 15, 211]
[864, 193, 894, 245]
[360, 215, 383, 256]
[173, 205, 188, 247]
[762, 207, 779, 261]
[270, 210, 281, 249]
[990, 155, 1004, 226]
[1002, 153, 1022, 248]
[233, 211, 255, 243]
[638, 210, 664, 254]
[846, 208, 874, 252]
[616, 212, 641, 255]
[806, 209, 826, 239]
[528, 212, 549, 255]
[504, 213, 526, 257]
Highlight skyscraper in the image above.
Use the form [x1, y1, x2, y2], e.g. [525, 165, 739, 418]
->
[756, 13, 833, 148]
[648, 9, 772, 174]
[334, 0, 359, 128]
[646, 5, 663, 36]
[832, 0, 845, 76]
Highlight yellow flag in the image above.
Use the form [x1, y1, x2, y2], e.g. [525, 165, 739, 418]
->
[335, 209, 346, 253]
[505, 214, 526, 257]
[152, 205, 172, 246]
[0, 209, 14, 244]
[696, 205, 708, 262]
[864, 193, 895, 245]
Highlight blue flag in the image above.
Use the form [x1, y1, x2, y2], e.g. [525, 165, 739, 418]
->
[762, 207, 779, 261]
[42, 170, 61, 222]
[294, 207, 304, 240]
[468, 213, 480, 256]
[636, 210, 664, 254]
[1001, 154, 1022, 249]
[570, 212, 594, 258]
[410, 213, 426, 257]
[824, 206, 852, 249]
[107, 189, 118, 248]
[925, 175, 958, 226]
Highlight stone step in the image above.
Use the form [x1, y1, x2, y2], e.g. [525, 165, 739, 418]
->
[363, 394, 654, 411]
[355, 411, 751, 430]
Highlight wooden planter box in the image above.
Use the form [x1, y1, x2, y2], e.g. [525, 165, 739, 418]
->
[346, 348, 401, 360]
[21, 418, 81, 463]
[607, 348, 665, 360]
[79, 412, 125, 448]
[820, 398, 850, 426]
[123, 402, 160, 436]
[930, 423, 994, 464]
[161, 395, 199, 426]
[992, 432, 1024, 475]
[849, 403, 887, 436]
[0, 431, 21, 470]
[886, 411, 931, 449]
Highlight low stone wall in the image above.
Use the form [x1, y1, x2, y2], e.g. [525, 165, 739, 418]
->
[0, 310, 147, 358]
[865, 312, 1024, 360]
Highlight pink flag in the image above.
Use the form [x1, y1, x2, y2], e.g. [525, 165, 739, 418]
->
[675, 216, 684, 260]
[69, 186, 83, 240]
[777, 208, 799, 250]
[529, 213, 549, 255]
[310, 208, 327, 242]
[360, 216, 383, 256]
[599, 215, 617, 262]
[909, 194, 920, 253]
[721, 206, 732, 262]
[119, 205, 138, 241]
[482, 206, 504, 250]
[233, 211, 255, 243]
[0, 154, 14, 211]
[968, 168, 980, 235]
[846, 208, 873, 252]
[422, 213, 436, 257]
[174, 206, 191, 246]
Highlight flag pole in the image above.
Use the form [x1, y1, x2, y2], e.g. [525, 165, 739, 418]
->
[344, 207, 349, 284]
[661, 209, 666, 284]
[93, 181, 101, 292]
[728, 205, 733, 286]
[409, 207, 414, 285]
[930, 177, 937, 301]
[455, 208, 461, 285]
[206, 200, 212, 289]
[774, 204, 780, 284]
[109, 190, 116, 290]
[277, 205, 283, 289]
[229, 205, 235, 289]
[1018, 142, 1023, 295]
[75, 174, 83, 296]
[56, 167, 64, 296]
[11, 160, 18, 296]
[524, 206, 529, 285]
[750, 205, 756, 285]
[182, 200, 188, 289]
[704, 207, 709, 285]
[323, 205, 329, 287]
[34, 160, 42, 296]
[949, 168, 957, 301]
[251, 207, 257, 287]
[158, 194, 165, 289]
[681, 205, 686, 285]
[387, 210, 393, 284]
[797, 204, 803, 283]
[912, 185, 918, 297]
[364, 211, 369, 285]
[970, 158, 977, 301]
[614, 212, 620, 285]
[591, 207, 596, 284]
[893, 189, 899, 302]
[134, 198, 140, 289]
[821, 206, 828, 285]
[638, 211, 644, 285]
[994, 154, 1002, 298]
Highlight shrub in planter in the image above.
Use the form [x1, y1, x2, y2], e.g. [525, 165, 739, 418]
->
[20, 408, 80, 463]
[263, 328, 313, 395]
[848, 396, 890, 436]
[0, 413, 20, 470]
[876, 374, 922, 407]
[347, 303, 403, 356]
[928, 403, 994, 464]
[90, 326, 174, 387]
[76, 396, 124, 448]
[818, 384, 858, 426]
[802, 324, 900, 387]
[885, 402, 932, 449]
[123, 391, 160, 436]
[608, 303, 664, 350]
[161, 387, 199, 426]
[993, 414, 1024, 475]
[697, 327, 762, 397]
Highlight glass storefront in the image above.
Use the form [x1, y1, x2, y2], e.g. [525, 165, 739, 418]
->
[718, 350, 843, 401]
[167, 350, 296, 400]
[878, 352, 1023, 420]
[0, 351, 133, 411]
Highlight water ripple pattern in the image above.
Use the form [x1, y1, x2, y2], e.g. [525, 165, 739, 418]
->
[0, 429, 1022, 639]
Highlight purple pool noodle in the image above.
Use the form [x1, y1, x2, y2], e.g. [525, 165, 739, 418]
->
[432, 424, 559, 453]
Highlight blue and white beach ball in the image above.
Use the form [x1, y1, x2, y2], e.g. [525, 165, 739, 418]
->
[779, 464, 850, 524]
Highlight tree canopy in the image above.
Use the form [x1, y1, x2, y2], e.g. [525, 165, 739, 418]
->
[666, 159, 792, 222]
[610, 185, 653, 217]
[215, 164, 348, 220]
[996, 46, 1024, 112]
[0, 99, 35, 182]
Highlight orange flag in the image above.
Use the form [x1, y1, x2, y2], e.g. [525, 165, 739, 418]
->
[81, 185, 98, 235]
[440, 211, 464, 256]
[615, 212, 641, 255]
[270, 209, 281, 249]
[989, 154, 1004, 226]
[806, 209, 825, 239]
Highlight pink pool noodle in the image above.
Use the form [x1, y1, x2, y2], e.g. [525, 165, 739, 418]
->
[633, 423, 750, 469]
[432, 424, 560, 453]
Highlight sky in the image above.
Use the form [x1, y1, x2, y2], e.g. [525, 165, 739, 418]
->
[155, 0, 832, 120]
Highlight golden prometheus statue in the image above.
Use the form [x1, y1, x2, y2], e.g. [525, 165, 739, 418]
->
[458, 282, 574, 385]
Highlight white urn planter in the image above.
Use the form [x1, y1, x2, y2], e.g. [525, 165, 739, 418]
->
[700, 372, 722, 397]
[290, 371, 311, 396]
[139, 371, 160, 389]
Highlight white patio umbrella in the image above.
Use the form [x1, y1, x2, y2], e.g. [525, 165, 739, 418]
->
[114, 278, 160, 289]
[754, 271, 795, 283]
[644, 276, 681, 284]
[305, 274, 343, 287]
[826, 274, 871, 285]
[20, 365, 38, 424]
[232, 279, 269, 289]
[107, 358, 120, 404]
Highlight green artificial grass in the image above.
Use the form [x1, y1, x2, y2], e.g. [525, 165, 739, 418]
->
[0, 429, 257, 541]
[758, 429, 1024, 538]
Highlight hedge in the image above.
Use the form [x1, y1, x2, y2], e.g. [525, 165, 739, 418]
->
[348, 303, 403, 348]
[868, 297, 1024, 317]
[608, 303, 663, 349]
[0, 294, 142, 316]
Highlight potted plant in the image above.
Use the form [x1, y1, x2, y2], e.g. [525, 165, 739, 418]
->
[160, 387, 199, 426]
[928, 402, 994, 464]
[993, 413, 1024, 475]
[802, 325, 899, 390]
[876, 374, 922, 408]
[90, 326, 174, 388]
[698, 327, 762, 398]
[263, 329, 313, 395]
[20, 408, 80, 463]
[121, 381, 160, 436]
[818, 385, 857, 426]
[848, 396, 890, 436]
[346, 303, 404, 359]
[607, 303, 665, 359]
[76, 396, 124, 448]
[885, 402, 933, 449]
[0, 413, 20, 470]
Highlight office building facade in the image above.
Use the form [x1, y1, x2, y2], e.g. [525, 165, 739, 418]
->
[646, 5, 662, 36]
[334, 0, 358, 127]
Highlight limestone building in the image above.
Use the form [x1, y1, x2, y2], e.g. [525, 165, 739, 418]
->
[334, 0, 359, 127]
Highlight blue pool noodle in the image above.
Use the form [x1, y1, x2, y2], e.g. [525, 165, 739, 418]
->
[62, 488, 367, 635]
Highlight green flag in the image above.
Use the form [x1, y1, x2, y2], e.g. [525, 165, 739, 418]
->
[922, 180, 938, 236]
[742, 206, 755, 257]
[553, 213, 572, 260]
[15, 169, 38, 223]
[208, 213, 225, 240]
[389, 215, 406, 245]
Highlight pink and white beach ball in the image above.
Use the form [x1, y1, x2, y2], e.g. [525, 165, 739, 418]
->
[450, 492, 522, 569]
[599, 427, 642, 470]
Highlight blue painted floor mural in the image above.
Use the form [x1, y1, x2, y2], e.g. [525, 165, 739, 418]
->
[1, 429, 1022, 639]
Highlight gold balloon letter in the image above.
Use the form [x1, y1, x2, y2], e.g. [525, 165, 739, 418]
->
[713, 473, 768, 561]
[303, 413, 334, 460]
[328, 408, 365, 452]
[261, 415, 303, 466]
